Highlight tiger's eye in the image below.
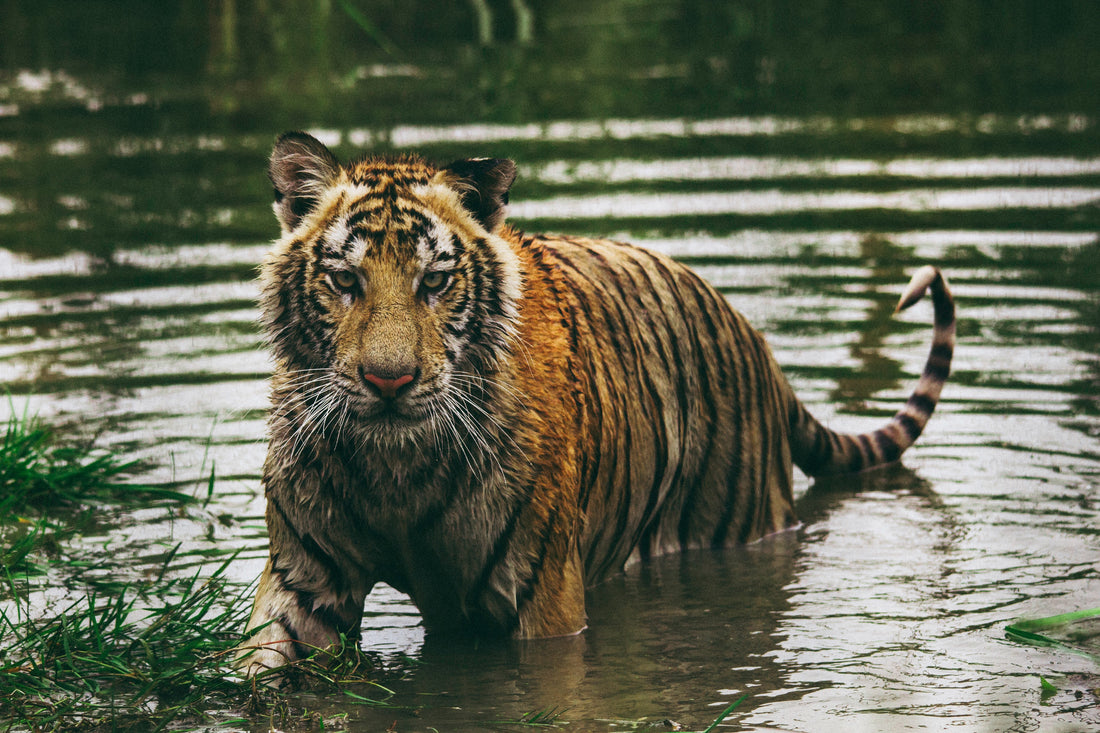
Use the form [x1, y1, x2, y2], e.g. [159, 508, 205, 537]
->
[421, 271, 450, 292]
[330, 270, 357, 292]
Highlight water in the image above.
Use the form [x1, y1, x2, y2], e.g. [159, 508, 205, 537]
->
[2, 2, 1099, 730]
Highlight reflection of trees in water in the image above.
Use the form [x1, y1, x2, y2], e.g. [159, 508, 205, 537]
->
[829, 234, 908, 413]
[2, 1, 1098, 118]
[1057, 237, 1100, 441]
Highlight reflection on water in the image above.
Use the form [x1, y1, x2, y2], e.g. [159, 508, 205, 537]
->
[2, 2, 1100, 730]
[509, 186, 1100, 220]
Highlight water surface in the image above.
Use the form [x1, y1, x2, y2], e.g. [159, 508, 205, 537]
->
[1, 3, 1098, 731]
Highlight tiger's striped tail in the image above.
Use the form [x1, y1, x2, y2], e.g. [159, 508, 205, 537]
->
[790, 266, 955, 476]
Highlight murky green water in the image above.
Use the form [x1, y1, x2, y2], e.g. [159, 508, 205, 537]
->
[2, 2, 1099, 731]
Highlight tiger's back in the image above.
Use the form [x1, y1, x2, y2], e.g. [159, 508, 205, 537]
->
[529, 235, 799, 582]
[237, 133, 954, 678]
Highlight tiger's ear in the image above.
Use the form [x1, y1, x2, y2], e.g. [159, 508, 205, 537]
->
[438, 158, 517, 233]
[269, 132, 340, 232]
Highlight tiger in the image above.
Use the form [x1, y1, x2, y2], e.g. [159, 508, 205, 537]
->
[237, 131, 955, 678]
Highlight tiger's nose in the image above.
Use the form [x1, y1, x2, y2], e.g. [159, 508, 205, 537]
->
[358, 364, 419, 399]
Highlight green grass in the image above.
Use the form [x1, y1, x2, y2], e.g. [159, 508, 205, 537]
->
[1, 558, 393, 732]
[0, 559, 394, 731]
[699, 695, 747, 733]
[1005, 607, 1100, 662]
[0, 406, 393, 732]
[0, 404, 194, 577]
[0, 559, 251, 731]
[0, 403, 188, 516]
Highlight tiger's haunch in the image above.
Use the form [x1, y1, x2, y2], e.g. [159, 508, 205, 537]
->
[236, 132, 955, 679]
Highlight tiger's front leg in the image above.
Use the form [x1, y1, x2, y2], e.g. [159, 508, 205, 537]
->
[513, 533, 588, 639]
[236, 496, 370, 680]
[235, 564, 360, 679]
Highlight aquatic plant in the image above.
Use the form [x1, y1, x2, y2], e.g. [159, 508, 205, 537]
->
[0, 404, 191, 517]
[0, 560, 248, 731]
[1005, 607, 1100, 661]
[1, 405, 130, 516]
[0, 405, 189, 578]
[699, 695, 747, 733]
[0, 408, 391, 731]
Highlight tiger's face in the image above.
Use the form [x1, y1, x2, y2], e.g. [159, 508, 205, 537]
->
[259, 133, 522, 444]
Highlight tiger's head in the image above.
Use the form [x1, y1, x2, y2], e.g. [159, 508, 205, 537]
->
[259, 132, 522, 445]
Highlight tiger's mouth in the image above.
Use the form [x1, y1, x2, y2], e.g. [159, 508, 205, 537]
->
[321, 370, 472, 448]
[344, 390, 430, 422]
[335, 377, 441, 426]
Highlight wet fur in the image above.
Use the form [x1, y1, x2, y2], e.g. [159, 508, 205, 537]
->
[237, 133, 955, 677]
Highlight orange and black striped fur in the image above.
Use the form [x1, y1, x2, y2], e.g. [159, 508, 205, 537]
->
[238, 132, 955, 677]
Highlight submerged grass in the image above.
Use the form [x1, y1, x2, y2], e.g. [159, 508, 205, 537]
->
[0, 406, 393, 731]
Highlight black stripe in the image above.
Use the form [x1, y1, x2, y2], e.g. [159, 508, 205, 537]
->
[514, 500, 568, 624]
[923, 360, 951, 382]
[448, 270, 474, 321]
[741, 324, 771, 535]
[857, 433, 874, 469]
[677, 275, 730, 547]
[345, 229, 386, 256]
[933, 289, 955, 326]
[804, 409, 833, 474]
[629, 254, 692, 557]
[930, 342, 953, 362]
[345, 206, 380, 233]
[393, 203, 432, 225]
[790, 404, 815, 474]
[581, 280, 640, 577]
[269, 493, 345, 595]
[823, 431, 843, 475]
[586, 249, 671, 561]
[467, 480, 538, 607]
[276, 612, 301, 644]
[283, 260, 333, 363]
[841, 436, 860, 472]
[275, 610, 311, 661]
[446, 232, 464, 256]
[532, 245, 600, 504]
[463, 240, 497, 355]
[906, 393, 937, 416]
[895, 413, 923, 442]
[550, 249, 634, 572]
[874, 430, 902, 463]
[737, 337, 774, 544]
[634, 253, 712, 545]
[444, 274, 475, 336]
[712, 311, 753, 548]
[281, 578, 359, 637]
[753, 341, 778, 534]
